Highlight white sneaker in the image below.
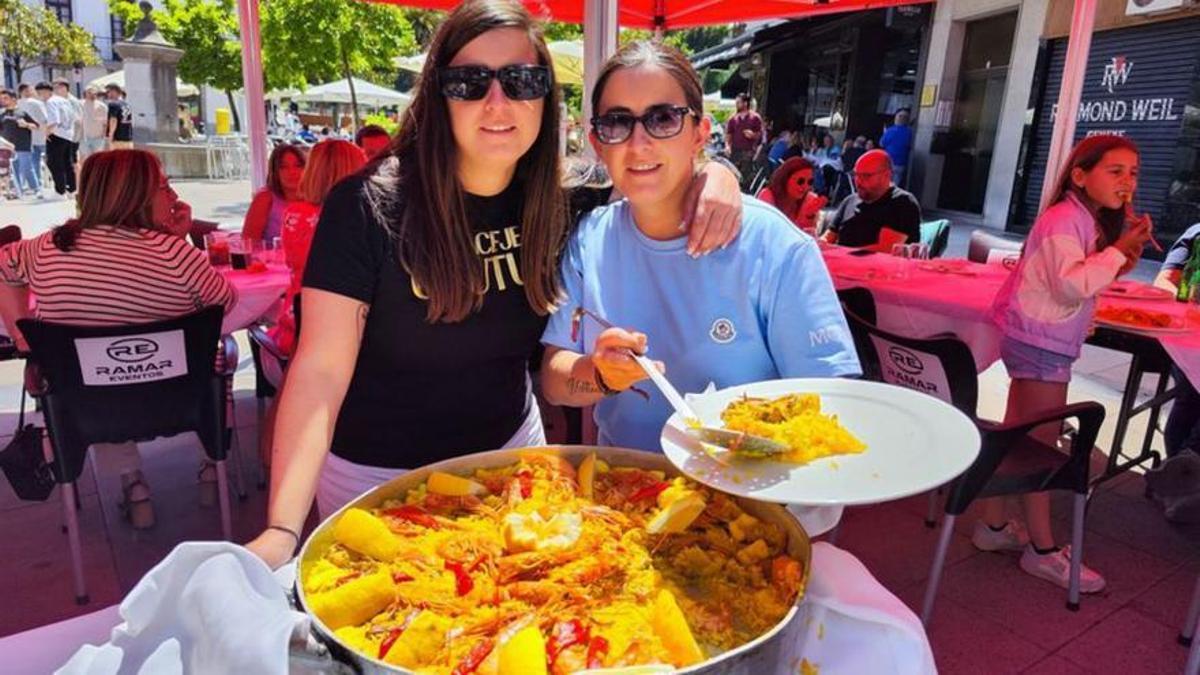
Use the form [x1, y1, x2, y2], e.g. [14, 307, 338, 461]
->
[1019, 545, 1106, 593]
[971, 520, 1028, 552]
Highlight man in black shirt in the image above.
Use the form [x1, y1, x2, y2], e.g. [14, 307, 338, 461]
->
[0, 88, 37, 197]
[105, 84, 134, 149]
[824, 149, 921, 250]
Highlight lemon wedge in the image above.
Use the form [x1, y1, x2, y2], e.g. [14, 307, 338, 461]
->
[649, 589, 704, 666]
[579, 453, 596, 499]
[426, 471, 488, 497]
[498, 625, 548, 675]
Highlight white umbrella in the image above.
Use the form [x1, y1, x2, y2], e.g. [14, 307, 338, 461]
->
[395, 41, 584, 86]
[292, 77, 411, 108]
[86, 69, 199, 98]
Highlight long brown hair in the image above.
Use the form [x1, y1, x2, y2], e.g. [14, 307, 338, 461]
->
[266, 144, 307, 199]
[1047, 134, 1139, 249]
[298, 140, 366, 205]
[366, 0, 565, 323]
[767, 156, 815, 215]
[52, 149, 161, 251]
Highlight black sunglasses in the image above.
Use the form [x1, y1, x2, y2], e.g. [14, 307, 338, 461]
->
[591, 105, 698, 144]
[437, 65, 551, 101]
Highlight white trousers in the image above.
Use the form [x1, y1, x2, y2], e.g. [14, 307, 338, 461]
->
[315, 402, 545, 519]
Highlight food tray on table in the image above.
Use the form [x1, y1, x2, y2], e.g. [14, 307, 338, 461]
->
[1095, 305, 1188, 334]
[1099, 281, 1174, 301]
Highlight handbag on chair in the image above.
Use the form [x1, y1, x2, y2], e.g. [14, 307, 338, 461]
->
[0, 387, 54, 501]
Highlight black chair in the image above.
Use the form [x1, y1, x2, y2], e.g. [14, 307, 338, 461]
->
[843, 310, 1106, 622]
[18, 307, 233, 604]
[1185, 574, 1199, 672]
[836, 287, 878, 330]
[919, 219, 951, 259]
[967, 228, 1024, 264]
[247, 294, 301, 487]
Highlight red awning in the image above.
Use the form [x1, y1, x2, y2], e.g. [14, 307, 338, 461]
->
[365, 0, 934, 30]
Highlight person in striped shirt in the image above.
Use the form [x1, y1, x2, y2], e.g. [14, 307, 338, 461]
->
[0, 149, 236, 528]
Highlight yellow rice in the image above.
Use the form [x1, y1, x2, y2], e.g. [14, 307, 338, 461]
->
[720, 393, 866, 463]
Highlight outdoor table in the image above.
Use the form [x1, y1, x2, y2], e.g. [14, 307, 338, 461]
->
[217, 263, 290, 334]
[0, 264, 289, 339]
[821, 244, 1200, 483]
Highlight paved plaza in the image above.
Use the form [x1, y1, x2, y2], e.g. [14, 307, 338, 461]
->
[0, 180, 1195, 673]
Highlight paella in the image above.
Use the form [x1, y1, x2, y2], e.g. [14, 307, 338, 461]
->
[299, 451, 807, 674]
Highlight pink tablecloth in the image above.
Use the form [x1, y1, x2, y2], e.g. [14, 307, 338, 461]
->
[0, 266, 289, 339]
[821, 245, 1200, 388]
[219, 265, 289, 334]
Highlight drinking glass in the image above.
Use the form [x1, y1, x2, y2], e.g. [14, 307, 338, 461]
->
[889, 244, 910, 281]
[270, 237, 284, 265]
[228, 234, 248, 270]
[907, 243, 931, 261]
[204, 232, 230, 267]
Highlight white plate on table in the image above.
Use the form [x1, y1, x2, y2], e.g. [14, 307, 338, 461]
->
[1100, 281, 1173, 301]
[660, 378, 980, 506]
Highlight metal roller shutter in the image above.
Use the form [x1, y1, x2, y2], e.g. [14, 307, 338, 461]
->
[1015, 17, 1200, 250]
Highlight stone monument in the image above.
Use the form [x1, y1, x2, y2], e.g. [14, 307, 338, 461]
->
[114, 2, 183, 144]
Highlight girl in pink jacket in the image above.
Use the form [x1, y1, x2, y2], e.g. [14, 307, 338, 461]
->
[982, 135, 1152, 592]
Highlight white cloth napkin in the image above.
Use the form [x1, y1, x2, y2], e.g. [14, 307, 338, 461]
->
[785, 543, 937, 675]
[55, 542, 309, 675]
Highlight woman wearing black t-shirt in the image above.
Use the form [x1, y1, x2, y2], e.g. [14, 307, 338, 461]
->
[246, 0, 742, 568]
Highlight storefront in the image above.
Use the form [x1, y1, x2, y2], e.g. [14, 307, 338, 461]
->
[696, 7, 930, 147]
[761, 6, 929, 143]
[1011, 11, 1200, 250]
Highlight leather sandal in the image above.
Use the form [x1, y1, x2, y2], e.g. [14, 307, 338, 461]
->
[198, 461, 218, 508]
[119, 471, 155, 530]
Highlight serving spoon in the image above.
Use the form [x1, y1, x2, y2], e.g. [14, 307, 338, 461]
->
[570, 307, 788, 457]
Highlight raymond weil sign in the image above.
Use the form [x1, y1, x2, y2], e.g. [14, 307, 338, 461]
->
[1049, 54, 1180, 129]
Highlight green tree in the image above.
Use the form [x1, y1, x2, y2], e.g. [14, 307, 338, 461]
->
[110, 0, 246, 129]
[617, 26, 733, 57]
[1, 0, 98, 83]
[262, 0, 418, 130]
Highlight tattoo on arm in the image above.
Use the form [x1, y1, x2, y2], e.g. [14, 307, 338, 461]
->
[566, 377, 600, 396]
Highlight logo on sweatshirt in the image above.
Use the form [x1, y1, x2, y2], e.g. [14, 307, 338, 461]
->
[710, 318, 736, 344]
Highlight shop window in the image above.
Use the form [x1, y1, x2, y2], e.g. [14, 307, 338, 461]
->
[45, 0, 72, 25]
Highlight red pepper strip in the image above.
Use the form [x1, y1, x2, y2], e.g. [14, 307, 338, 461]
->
[451, 638, 495, 675]
[629, 481, 669, 504]
[445, 560, 474, 596]
[392, 572, 414, 584]
[546, 619, 589, 667]
[586, 636, 609, 669]
[516, 471, 533, 499]
[381, 505, 440, 530]
[378, 628, 404, 660]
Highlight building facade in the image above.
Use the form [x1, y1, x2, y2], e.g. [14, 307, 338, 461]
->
[1, 0, 142, 91]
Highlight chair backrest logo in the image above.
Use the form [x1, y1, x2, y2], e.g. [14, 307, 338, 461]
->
[869, 335, 954, 405]
[75, 330, 188, 386]
[887, 345, 924, 375]
[105, 338, 159, 363]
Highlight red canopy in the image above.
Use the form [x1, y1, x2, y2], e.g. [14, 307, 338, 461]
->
[366, 0, 933, 30]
